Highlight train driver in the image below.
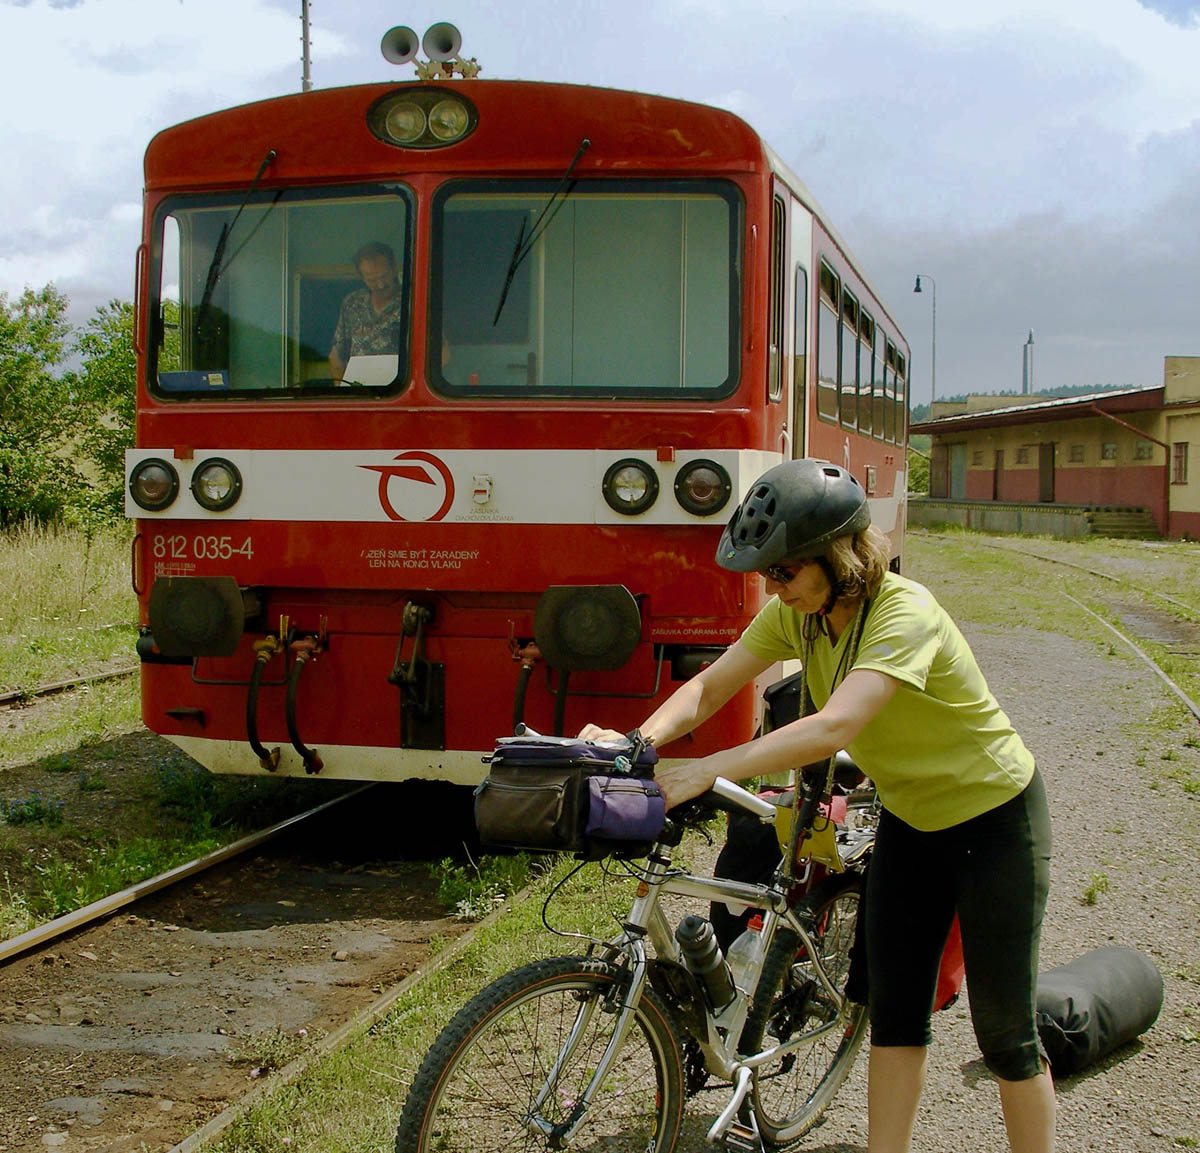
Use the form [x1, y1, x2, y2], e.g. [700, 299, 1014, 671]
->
[328, 241, 404, 382]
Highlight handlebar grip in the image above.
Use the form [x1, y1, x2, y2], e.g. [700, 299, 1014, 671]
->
[709, 777, 778, 822]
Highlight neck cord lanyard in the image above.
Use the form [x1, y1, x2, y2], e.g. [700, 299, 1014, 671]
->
[782, 597, 872, 885]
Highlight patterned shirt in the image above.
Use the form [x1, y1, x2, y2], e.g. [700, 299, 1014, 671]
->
[330, 287, 403, 363]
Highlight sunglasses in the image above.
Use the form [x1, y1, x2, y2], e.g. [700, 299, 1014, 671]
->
[762, 558, 814, 584]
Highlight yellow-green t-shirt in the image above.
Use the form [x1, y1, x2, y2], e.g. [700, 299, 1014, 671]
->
[740, 572, 1034, 831]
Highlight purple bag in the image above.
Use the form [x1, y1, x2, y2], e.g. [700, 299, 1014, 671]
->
[585, 776, 666, 842]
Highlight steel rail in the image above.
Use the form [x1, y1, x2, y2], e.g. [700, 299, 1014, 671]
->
[0, 664, 138, 708]
[1062, 594, 1200, 725]
[0, 783, 374, 966]
[970, 537, 1200, 618]
[923, 532, 1200, 726]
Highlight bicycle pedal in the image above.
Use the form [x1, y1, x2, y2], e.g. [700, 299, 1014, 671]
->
[721, 1121, 765, 1152]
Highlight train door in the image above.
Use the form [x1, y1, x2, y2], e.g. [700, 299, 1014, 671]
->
[789, 194, 813, 460]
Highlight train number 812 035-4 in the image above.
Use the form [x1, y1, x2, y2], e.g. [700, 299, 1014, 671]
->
[152, 534, 255, 561]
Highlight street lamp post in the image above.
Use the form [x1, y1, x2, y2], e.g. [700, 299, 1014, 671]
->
[913, 274, 936, 406]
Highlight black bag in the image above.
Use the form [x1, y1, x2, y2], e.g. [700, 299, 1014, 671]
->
[1035, 946, 1163, 1076]
[474, 735, 661, 855]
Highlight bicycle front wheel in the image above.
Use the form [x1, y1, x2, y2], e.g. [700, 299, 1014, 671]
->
[740, 873, 868, 1147]
[395, 954, 686, 1153]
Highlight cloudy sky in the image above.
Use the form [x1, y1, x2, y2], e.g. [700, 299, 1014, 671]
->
[2, 0, 1199, 402]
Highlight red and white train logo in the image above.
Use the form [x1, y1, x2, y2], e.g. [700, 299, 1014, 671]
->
[360, 451, 456, 522]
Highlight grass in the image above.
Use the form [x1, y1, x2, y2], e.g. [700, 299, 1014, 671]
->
[1, 519, 140, 770]
[209, 853, 646, 1153]
[0, 519, 137, 695]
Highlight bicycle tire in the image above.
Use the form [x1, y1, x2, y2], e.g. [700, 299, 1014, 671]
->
[740, 872, 869, 1147]
[395, 954, 686, 1153]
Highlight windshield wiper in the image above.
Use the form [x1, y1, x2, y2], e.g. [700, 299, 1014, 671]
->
[492, 137, 591, 326]
[195, 149, 279, 337]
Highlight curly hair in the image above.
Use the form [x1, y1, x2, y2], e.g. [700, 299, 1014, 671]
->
[827, 524, 892, 602]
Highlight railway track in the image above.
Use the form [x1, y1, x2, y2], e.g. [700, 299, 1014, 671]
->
[0, 786, 371, 967]
[0, 780, 477, 1153]
[929, 533, 1200, 726]
[0, 665, 138, 709]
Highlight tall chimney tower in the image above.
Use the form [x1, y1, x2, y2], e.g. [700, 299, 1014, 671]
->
[1022, 330, 1035, 395]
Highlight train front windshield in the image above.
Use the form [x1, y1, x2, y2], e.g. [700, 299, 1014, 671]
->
[151, 185, 413, 396]
[432, 181, 741, 398]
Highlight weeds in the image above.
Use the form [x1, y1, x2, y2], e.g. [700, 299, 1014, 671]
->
[1081, 872, 1111, 906]
[234, 1027, 319, 1075]
[2, 793, 66, 827]
[430, 850, 534, 920]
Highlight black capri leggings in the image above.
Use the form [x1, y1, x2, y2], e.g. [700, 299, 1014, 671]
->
[866, 769, 1052, 1081]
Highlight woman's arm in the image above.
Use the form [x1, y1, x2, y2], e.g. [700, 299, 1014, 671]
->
[652, 667, 900, 807]
[578, 640, 773, 748]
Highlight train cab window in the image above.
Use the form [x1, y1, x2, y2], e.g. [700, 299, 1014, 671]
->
[817, 263, 839, 424]
[430, 180, 740, 398]
[858, 311, 875, 436]
[839, 289, 859, 430]
[151, 185, 413, 397]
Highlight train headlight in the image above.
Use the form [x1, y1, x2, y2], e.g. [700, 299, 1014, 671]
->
[602, 459, 659, 516]
[368, 88, 478, 149]
[385, 101, 427, 144]
[190, 458, 243, 512]
[674, 459, 732, 516]
[428, 98, 470, 141]
[129, 458, 180, 512]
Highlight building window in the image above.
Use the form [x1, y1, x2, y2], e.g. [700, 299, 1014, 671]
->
[1069, 444, 1085, 463]
[1016, 446, 1029, 464]
[971, 450, 984, 466]
[1101, 442, 1117, 460]
[1173, 442, 1189, 485]
[1134, 441, 1153, 460]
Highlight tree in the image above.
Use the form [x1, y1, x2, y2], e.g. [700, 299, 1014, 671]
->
[73, 299, 137, 521]
[0, 284, 85, 526]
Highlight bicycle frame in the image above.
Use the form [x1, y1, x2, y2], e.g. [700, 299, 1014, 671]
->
[525, 780, 863, 1147]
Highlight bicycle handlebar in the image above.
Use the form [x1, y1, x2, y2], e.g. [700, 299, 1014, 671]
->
[709, 777, 778, 821]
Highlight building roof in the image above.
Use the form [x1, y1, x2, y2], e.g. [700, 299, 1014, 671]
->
[910, 386, 1165, 434]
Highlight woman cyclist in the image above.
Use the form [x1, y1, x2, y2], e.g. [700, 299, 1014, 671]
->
[580, 458, 1054, 1153]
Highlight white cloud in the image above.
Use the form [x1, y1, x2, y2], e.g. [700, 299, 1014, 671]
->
[1, 0, 1197, 396]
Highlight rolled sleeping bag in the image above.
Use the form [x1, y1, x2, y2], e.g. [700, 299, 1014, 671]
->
[1036, 946, 1163, 1076]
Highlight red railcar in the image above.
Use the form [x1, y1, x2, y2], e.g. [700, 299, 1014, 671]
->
[126, 74, 909, 783]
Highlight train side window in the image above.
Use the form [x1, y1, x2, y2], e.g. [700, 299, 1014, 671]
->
[895, 351, 908, 444]
[840, 288, 858, 430]
[793, 265, 808, 453]
[883, 341, 897, 443]
[768, 196, 786, 403]
[858, 310, 874, 436]
[816, 263, 838, 424]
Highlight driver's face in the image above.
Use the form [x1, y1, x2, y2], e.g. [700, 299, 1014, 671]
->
[358, 255, 397, 293]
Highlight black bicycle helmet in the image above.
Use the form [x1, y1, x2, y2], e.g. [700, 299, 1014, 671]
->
[715, 459, 870, 572]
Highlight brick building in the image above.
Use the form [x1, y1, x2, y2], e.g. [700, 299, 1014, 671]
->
[909, 356, 1200, 539]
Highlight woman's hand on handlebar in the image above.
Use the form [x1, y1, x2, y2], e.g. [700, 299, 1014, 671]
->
[653, 756, 719, 810]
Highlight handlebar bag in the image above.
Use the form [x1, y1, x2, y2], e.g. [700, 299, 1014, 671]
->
[474, 736, 658, 854]
[1036, 946, 1163, 1075]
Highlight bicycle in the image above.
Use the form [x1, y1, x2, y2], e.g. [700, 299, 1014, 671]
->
[395, 751, 881, 1153]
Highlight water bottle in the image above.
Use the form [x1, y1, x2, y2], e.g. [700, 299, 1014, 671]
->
[726, 914, 765, 995]
[674, 915, 736, 1010]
